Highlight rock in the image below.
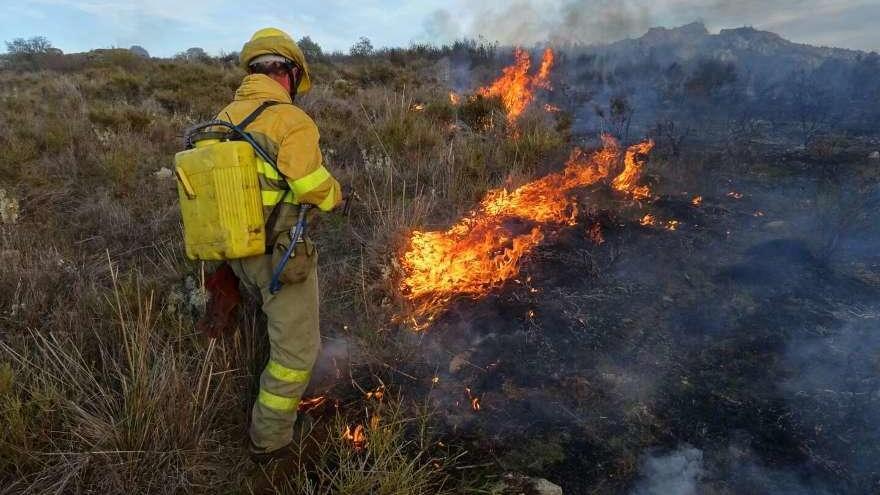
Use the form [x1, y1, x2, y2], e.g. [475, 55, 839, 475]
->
[869, 151, 880, 160]
[490, 473, 563, 495]
[154, 167, 174, 179]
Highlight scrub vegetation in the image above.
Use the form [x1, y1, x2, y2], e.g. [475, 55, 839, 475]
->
[3, 30, 880, 495]
[0, 42, 559, 494]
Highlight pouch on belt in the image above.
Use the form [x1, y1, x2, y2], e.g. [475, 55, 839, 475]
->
[271, 232, 317, 285]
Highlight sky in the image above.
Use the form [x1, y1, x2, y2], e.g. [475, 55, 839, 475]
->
[1, 0, 878, 57]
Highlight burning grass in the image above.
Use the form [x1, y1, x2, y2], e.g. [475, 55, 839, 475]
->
[399, 136, 653, 327]
[476, 47, 555, 123]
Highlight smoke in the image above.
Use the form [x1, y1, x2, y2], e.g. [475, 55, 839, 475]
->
[422, 1, 878, 50]
[631, 445, 704, 495]
[424, 1, 653, 46]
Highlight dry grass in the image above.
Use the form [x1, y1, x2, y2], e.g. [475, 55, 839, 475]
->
[0, 48, 568, 492]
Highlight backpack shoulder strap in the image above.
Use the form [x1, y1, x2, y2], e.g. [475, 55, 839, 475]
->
[237, 100, 283, 130]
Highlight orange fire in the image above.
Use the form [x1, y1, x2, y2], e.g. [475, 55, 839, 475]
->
[465, 387, 481, 411]
[449, 92, 461, 105]
[691, 195, 703, 206]
[342, 424, 366, 451]
[298, 396, 327, 412]
[477, 47, 555, 123]
[365, 385, 385, 401]
[611, 140, 654, 200]
[640, 214, 657, 226]
[399, 136, 652, 327]
[588, 222, 605, 245]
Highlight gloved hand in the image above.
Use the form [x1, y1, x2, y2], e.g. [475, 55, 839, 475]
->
[196, 262, 241, 339]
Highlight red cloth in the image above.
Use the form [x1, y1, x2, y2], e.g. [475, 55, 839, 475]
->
[197, 263, 241, 339]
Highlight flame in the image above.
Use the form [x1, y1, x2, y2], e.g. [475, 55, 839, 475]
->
[449, 92, 461, 105]
[411, 103, 425, 112]
[611, 140, 654, 200]
[342, 424, 366, 451]
[691, 195, 703, 206]
[640, 214, 656, 226]
[365, 385, 385, 401]
[399, 136, 652, 327]
[666, 220, 680, 231]
[543, 103, 561, 113]
[727, 191, 743, 199]
[298, 396, 327, 412]
[465, 387, 481, 411]
[587, 222, 605, 245]
[477, 47, 555, 123]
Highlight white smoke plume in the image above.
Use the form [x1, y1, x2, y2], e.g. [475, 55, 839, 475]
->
[631, 445, 704, 495]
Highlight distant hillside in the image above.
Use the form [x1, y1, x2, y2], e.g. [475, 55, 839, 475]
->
[558, 22, 880, 140]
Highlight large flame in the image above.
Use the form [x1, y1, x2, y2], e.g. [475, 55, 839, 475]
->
[399, 136, 653, 328]
[611, 140, 655, 200]
[477, 47, 555, 123]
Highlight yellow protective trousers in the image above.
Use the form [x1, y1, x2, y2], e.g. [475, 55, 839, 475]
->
[230, 251, 320, 452]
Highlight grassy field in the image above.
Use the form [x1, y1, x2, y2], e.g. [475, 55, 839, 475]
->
[3, 43, 878, 495]
[0, 46, 573, 493]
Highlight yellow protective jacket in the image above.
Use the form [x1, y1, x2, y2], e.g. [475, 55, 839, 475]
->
[216, 74, 341, 240]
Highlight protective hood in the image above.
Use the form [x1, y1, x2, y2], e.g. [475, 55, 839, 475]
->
[240, 27, 312, 94]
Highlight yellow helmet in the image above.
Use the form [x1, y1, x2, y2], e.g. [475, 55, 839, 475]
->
[240, 27, 312, 94]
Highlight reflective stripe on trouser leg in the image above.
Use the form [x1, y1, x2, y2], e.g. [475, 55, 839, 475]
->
[241, 254, 321, 453]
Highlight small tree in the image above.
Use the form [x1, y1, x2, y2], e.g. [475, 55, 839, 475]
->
[5, 36, 53, 55]
[595, 94, 634, 141]
[176, 47, 211, 63]
[129, 45, 150, 58]
[350, 37, 374, 57]
[298, 36, 323, 61]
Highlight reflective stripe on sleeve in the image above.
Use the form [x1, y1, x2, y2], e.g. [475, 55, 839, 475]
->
[258, 159, 283, 181]
[265, 360, 310, 383]
[261, 189, 284, 205]
[289, 166, 331, 197]
[317, 190, 337, 211]
[257, 389, 300, 412]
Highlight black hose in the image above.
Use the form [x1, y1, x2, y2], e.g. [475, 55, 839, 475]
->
[182, 120, 279, 173]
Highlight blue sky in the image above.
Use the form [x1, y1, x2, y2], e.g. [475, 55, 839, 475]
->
[1, 1, 878, 56]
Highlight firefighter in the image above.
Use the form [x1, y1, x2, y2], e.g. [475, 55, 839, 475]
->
[214, 27, 342, 461]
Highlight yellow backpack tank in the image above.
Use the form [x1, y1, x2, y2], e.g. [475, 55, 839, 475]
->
[174, 102, 285, 261]
[174, 139, 266, 260]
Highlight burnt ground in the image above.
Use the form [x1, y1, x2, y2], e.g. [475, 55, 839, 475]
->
[367, 146, 880, 494]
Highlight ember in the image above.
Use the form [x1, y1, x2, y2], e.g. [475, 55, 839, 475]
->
[727, 191, 744, 199]
[449, 92, 461, 105]
[691, 195, 703, 206]
[640, 214, 657, 226]
[400, 136, 653, 327]
[342, 424, 366, 451]
[298, 396, 327, 413]
[465, 387, 481, 411]
[588, 222, 605, 245]
[366, 385, 385, 401]
[477, 47, 555, 123]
